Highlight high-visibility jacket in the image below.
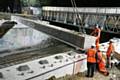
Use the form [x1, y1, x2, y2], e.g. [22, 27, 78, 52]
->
[97, 51, 102, 62]
[106, 43, 114, 57]
[93, 28, 101, 37]
[87, 48, 97, 63]
[97, 51, 105, 63]
[97, 51, 108, 74]
[98, 60, 108, 73]
[96, 37, 100, 51]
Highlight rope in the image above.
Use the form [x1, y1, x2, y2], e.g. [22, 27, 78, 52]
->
[70, 0, 86, 34]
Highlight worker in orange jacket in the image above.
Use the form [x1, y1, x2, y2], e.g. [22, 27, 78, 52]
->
[91, 24, 101, 37]
[91, 24, 101, 51]
[97, 50, 109, 76]
[86, 44, 97, 77]
[106, 40, 115, 68]
[95, 36, 100, 51]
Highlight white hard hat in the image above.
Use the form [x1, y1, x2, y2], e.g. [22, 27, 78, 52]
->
[109, 39, 114, 43]
[91, 44, 96, 47]
[95, 24, 99, 28]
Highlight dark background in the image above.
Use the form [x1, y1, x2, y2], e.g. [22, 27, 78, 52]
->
[0, 0, 21, 13]
[51, 0, 120, 7]
[0, 0, 120, 13]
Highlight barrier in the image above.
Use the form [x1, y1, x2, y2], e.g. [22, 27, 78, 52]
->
[0, 51, 87, 80]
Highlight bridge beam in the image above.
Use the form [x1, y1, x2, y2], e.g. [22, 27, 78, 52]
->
[11, 16, 96, 49]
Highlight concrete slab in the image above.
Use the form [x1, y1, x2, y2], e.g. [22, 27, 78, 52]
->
[11, 16, 96, 49]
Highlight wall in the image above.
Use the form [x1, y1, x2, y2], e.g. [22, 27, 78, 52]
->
[0, 22, 60, 51]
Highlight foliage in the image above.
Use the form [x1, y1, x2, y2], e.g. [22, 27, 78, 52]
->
[20, 0, 53, 7]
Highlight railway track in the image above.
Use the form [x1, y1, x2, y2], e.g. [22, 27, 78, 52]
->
[0, 44, 73, 69]
[0, 53, 39, 65]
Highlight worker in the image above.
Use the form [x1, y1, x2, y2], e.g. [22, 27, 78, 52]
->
[91, 24, 101, 38]
[86, 44, 97, 77]
[97, 50, 109, 76]
[91, 24, 101, 51]
[106, 40, 115, 68]
[95, 36, 100, 51]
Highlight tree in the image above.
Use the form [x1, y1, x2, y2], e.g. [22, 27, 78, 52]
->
[37, 0, 53, 6]
[21, 0, 28, 7]
[0, 0, 15, 13]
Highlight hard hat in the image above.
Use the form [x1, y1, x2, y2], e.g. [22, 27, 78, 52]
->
[109, 39, 114, 43]
[91, 44, 96, 47]
[95, 24, 99, 28]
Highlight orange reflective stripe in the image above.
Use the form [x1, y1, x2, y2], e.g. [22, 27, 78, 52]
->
[88, 55, 95, 58]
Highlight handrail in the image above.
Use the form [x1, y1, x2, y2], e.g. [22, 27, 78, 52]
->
[42, 7, 120, 15]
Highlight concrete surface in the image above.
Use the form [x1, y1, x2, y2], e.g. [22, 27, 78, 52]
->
[11, 16, 96, 49]
[56, 67, 120, 80]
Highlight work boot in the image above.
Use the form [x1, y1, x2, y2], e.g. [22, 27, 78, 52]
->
[110, 62, 114, 68]
[106, 64, 109, 68]
[90, 75, 93, 78]
[85, 75, 89, 77]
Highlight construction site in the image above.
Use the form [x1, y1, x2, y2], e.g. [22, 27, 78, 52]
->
[0, 0, 120, 80]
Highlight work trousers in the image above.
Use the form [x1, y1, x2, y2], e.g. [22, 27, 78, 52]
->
[106, 55, 113, 68]
[87, 62, 96, 77]
[106, 57, 110, 68]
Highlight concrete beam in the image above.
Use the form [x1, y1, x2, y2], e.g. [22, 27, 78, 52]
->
[11, 16, 96, 49]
